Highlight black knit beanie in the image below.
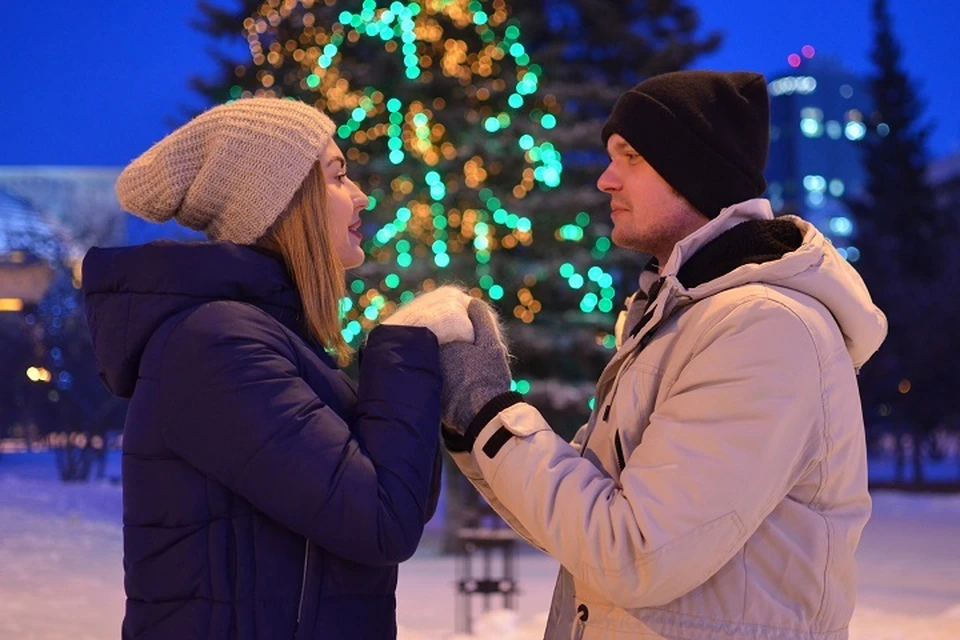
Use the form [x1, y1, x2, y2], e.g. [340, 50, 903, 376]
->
[601, 70, 770, 219]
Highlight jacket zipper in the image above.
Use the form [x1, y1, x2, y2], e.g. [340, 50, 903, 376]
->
[614, 431, 626, 471]
[583, 346, 642, 452]
[297, 539, 310, 625]
[590, 285, 676, 448]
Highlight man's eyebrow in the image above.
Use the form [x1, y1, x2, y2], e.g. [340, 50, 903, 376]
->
[610, 140, 636, 155]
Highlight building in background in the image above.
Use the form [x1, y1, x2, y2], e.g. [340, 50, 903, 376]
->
[765, 50, 874, 261]
[0, 166, 203, 255]
[0, 178, 109, 448]
[0, 192, 63, 312]
[0, 167, 128, 258]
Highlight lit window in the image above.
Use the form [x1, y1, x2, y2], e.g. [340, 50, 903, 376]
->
[829, 179, 845, 197]
[801, 107, 824, 120]
[801, 119, 823, 137]
[829, 216, 853, 236]
[803, 175, 826, 192]
[840, 84, 854, 99]
[826, 121, 842, 139]
[845, 121, 866, 141]
[877, 123, 890, 137]
[807, 192, 825, 207]
[845, 109, 863, 122]
[847, 246, 861, 262]
[769, 76, 817, 96]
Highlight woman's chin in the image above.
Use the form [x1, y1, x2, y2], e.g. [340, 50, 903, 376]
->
[342, 250, 366, 270]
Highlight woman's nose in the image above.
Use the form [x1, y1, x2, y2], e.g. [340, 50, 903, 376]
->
[353, 182, 370, 208]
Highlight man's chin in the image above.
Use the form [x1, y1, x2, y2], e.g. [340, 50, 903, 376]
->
[611, 231, 653, 257]
[610, 228, 637, 251]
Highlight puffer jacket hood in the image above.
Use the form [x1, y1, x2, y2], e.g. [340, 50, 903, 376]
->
[82, 241, 307, 398]
[660, 198, 888, 369]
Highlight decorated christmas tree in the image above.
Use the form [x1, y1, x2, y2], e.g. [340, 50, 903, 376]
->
[192, 0, 719, 435]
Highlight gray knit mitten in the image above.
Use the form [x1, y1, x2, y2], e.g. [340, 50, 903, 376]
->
[439, 300, 520, 438]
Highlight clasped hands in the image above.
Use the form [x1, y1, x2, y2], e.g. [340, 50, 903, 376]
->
[382, 286, 512, 436]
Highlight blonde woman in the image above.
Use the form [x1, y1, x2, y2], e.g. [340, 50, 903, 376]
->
[82, 97, 469, 639]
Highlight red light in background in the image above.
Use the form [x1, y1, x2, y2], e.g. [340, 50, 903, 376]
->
[787, 53, 802, 68]
[801, 45, 816, 59]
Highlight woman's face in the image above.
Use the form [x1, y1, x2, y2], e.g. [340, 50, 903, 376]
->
[320, 141, 369, 269]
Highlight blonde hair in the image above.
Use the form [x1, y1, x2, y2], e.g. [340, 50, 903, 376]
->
[258, 161, 353, 365]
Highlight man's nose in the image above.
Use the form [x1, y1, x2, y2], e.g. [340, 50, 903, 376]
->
[597, 165, 619, 193]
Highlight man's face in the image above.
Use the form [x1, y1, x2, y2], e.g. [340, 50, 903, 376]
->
[597, 134, 707, 263]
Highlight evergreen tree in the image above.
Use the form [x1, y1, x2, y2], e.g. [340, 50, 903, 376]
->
[860, 0, 946, 277]
[191, 0, 719, 436]
[854, 0, 959, 485]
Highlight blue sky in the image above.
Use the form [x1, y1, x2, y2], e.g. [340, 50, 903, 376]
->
[3, 0, 957, 167]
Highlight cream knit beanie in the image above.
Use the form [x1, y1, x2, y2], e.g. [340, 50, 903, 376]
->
[115, 97, 336, 244]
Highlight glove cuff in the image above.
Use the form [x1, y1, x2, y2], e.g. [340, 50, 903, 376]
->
[443, 391, 524, 452]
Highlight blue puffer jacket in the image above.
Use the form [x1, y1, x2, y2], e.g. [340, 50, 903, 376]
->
[82, 241, 442, 639]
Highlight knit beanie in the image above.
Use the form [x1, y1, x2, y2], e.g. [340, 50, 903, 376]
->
[115, 97, 336, 244]
[601, 70, 770, 219]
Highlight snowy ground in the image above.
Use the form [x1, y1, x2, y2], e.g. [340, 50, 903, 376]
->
[1, 452, 959, 639]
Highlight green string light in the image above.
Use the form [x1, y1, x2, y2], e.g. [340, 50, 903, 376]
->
[256, 1, 589, 343]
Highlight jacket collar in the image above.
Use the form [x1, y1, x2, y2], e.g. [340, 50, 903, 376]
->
[619, 198, 886, 370]
[660, 198, 776, 281]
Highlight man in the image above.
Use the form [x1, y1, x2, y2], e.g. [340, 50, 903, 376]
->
[435, 71, 888, 639]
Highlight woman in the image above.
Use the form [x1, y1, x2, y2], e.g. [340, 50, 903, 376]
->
[82, 97, 464, 639]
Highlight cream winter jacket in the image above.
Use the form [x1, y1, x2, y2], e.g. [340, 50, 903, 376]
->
[448, 199, 887, 639]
